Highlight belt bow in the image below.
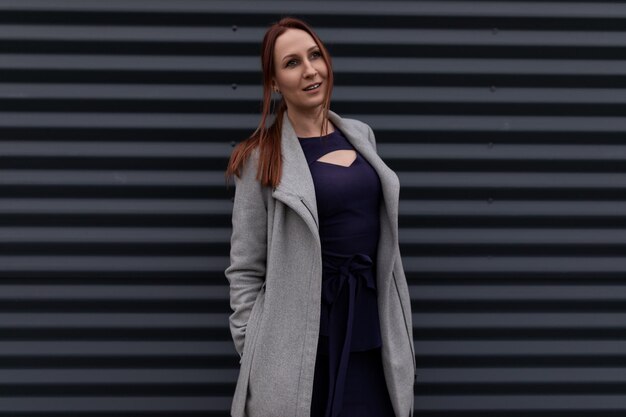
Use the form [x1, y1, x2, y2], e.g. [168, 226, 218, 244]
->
[319, 250, 376, 417]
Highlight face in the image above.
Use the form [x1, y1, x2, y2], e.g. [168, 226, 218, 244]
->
[272, 28, 328, 111]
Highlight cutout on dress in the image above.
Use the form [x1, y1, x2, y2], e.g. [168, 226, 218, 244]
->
[316, 150, 357, 168]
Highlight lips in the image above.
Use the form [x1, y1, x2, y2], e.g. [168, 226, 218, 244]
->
[303, 82, 322, 91]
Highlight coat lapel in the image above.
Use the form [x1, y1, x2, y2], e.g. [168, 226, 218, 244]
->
[271, 109, 399, 259]
[270, 111, 322, 249]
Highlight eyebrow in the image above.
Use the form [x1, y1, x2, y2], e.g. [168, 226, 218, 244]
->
[281, 45, 319, 62]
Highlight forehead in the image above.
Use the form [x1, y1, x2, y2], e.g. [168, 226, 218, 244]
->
[274, 29, 318, 60]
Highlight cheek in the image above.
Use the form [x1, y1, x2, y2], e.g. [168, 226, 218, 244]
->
[316, 62, 329, 76]
[284, 74, 304, 91]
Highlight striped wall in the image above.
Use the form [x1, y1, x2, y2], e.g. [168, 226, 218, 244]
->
[1, 0, 625, 415]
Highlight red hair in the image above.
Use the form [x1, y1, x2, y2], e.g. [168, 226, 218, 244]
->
[224, 17, 334, 188]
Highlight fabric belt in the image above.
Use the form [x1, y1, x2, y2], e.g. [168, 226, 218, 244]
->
[320, 250, 378, 417]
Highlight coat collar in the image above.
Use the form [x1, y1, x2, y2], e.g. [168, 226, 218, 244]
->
[271, 109, 399, 247]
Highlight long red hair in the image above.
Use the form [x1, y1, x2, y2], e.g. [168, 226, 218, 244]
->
[224, 17, 334, 188]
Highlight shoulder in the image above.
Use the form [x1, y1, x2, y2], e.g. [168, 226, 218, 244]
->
[339, 116, 370, 133]
[338, 117, 377, 151]
[230, 141, 266, 194]
[243, 143, 262, 173]
[231, 144, 271, 208]
[231, 140, 261, 180]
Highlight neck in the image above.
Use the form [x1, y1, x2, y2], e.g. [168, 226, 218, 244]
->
[286, 106, 333, 138]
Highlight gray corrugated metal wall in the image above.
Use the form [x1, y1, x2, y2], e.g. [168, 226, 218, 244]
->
[1, 0, 625, 415]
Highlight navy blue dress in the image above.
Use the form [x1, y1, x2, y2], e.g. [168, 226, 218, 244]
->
[297, 128, 395, 417]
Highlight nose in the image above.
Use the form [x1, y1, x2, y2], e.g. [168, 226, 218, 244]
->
[303, 59, 317, 78]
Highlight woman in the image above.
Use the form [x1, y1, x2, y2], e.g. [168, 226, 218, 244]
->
[224, 17, 415, 417]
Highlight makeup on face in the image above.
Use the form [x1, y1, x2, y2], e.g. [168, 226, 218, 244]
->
[272, 29, 328, 108]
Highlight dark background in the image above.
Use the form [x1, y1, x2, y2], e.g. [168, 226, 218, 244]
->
[1, 0, 626, 415]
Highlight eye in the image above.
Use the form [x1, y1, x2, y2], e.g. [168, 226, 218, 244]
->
[285, 51, 322, 68]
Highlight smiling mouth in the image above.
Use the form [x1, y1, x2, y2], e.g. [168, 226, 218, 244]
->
[303, 82, 322, 91]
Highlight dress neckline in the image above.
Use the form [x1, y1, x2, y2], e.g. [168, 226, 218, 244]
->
[297, 128, 338, 140]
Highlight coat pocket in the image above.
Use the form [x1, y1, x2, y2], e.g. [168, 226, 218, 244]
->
[239, 281, 267, 365]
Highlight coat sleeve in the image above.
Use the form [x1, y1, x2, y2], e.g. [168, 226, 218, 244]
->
[224, 149, 267, 358]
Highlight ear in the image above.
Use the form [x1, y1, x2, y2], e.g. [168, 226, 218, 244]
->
[271, 79, 281, 94]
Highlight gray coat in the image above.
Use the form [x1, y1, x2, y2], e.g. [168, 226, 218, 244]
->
[225, 109, 415, 417]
